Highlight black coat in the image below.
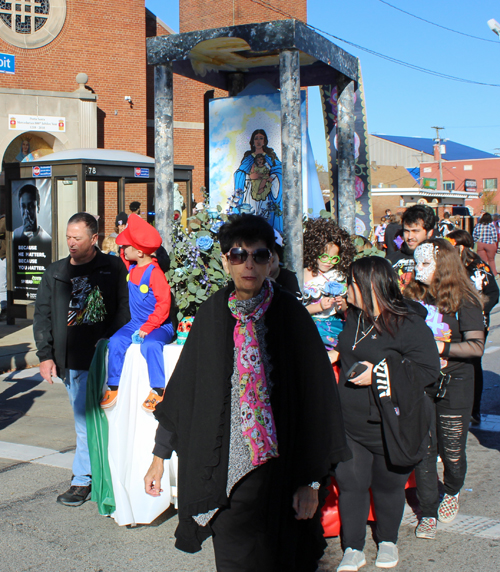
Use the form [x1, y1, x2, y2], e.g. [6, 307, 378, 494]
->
[154, 283, 351, 563]
[33, 249, 130, 379]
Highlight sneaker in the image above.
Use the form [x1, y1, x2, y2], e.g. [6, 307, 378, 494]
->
[415, 517, 437, 539]
[375, 542, 399, 569]
[56, 485, 91, 507]
[438, 493, 459, 523]
[100, 389, 118, 409]
[142, 390, 163, 412]
[337, 548, 366, 571]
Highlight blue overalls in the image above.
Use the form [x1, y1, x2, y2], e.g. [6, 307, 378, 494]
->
[108, 263, 174, 389]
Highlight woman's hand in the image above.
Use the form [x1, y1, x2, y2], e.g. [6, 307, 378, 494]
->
[144, 456, 164, 497]
[350, 361, 374, 386]
[328, 349, 339, 364]
[138, 329, 148, 339]
[436, 340, 445, 355]
[334, 295, 348, 312]
[292, 486, 319, 520]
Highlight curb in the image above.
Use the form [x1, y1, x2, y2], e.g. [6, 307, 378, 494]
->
[0, 350, 39, 374]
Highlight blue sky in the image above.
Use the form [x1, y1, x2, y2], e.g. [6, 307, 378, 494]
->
[146, 0, 500, 167]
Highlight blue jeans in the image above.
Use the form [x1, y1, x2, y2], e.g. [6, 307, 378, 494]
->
[64, 369, 91, 486]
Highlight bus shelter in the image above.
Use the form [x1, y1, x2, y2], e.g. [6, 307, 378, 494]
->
[147, 19, 358, 283]
[4, 149, 193, 322]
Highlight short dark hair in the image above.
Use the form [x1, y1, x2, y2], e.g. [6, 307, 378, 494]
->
[479, 213, 492, 225]
[218, 214, 275, 254]
[18, 184, 39, 205]
[129, 201, 141, 212]
[67, 212, 99, 236]
[401, 205, 436, 232]
[443, 211, 450, 218]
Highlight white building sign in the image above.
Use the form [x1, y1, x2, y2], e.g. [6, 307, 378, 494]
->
[9, 114, 66, 132]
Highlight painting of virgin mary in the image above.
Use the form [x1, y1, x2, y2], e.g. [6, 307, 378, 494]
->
[229, 129, 283, 233]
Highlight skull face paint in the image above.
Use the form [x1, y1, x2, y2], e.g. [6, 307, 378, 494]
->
[414, 243, 437, 285]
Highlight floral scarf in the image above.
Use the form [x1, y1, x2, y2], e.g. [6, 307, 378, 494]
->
[228, 279, 279, 466]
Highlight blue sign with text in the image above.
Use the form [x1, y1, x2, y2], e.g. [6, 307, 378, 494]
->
[0, 53, 15, 74]
[134, 167, 150, 178]
[32, 165, 52, 178]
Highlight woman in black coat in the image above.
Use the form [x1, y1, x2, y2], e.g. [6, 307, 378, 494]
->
[145, 214, 350, 572]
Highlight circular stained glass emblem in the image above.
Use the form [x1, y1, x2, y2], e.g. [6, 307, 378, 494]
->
[0, 0, 66, 49]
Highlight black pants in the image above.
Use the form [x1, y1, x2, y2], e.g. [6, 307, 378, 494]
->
[415, 374, 473, 518]
[472, 356, 483, 417]
[335, 436, 411, 551]
[210, 465, 275, 572]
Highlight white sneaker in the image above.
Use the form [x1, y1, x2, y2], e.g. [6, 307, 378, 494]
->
[337, 547, 366, 571]
[375, 541, 399, 568]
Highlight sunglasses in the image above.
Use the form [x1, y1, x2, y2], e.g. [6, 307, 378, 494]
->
[226, 247, 272, 265]
[318, 253, 340, 265]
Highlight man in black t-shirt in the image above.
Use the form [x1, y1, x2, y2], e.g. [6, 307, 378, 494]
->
[438, 212, 455, 237]
[387, 205, 435, 291]
[34, 213, 129, 507]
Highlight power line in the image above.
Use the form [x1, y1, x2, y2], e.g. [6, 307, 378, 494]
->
[247, 0, 500, 88]
[377, 0, 498, 44]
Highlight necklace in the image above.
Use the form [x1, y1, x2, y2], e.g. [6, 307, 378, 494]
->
[352, 313, 377, 350]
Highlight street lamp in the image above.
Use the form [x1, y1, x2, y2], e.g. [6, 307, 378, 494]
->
[487, 19, 500, 37]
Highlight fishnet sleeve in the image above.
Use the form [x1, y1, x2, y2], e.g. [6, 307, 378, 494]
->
[442, 330, 484, 359]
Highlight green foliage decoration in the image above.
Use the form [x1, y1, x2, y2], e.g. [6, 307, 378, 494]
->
[167, 207, 229, 321]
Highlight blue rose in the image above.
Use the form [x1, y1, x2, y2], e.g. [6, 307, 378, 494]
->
[196, 236, 214, 251]
[210, 220, 224, 234]
[322, 281, 346, 297]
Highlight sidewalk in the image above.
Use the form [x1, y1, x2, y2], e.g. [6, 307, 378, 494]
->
[0, 318, 37, 373]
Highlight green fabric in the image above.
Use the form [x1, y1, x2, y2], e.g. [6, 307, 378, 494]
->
[86, 339, 115, 515]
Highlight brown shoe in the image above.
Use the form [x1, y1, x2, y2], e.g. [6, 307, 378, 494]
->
[142, 390, 163, 412]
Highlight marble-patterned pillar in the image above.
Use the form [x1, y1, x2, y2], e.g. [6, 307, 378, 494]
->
[279, 49, 303, 288]
[154, 63, 174, 252]
[337, 73, 356, 234]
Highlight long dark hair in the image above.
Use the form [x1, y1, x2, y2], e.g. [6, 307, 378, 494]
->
[348, 256, 409, 336]
[405, 238, 482, 314]
[479, 212, 492, 225]
[446, 229, 480, 268]
[243, 129, 278, 166]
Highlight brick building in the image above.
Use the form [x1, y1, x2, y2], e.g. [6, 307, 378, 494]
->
[0, 0, 307, 241]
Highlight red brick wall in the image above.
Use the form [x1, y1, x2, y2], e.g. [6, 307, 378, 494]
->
[420, 158, 500, 215]
[179, 0, 307, 33]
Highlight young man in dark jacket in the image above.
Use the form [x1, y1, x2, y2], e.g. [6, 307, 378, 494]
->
[387, 205, 435, 290]
[34, 212, 130, 506]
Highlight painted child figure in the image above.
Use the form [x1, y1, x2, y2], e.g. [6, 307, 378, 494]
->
[101, 214, 175, 412]
[250, 153, 273, 202]
[303, 218, 356, 359]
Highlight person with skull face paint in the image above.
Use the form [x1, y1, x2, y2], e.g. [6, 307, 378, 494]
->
[404, 239, 484, 540]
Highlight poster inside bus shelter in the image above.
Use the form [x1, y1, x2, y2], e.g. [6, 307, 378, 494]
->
[11, 179, 52, 300]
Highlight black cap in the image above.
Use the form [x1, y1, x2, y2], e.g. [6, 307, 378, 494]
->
[115, 212, 128, 226]
[129, 201, 141, 212]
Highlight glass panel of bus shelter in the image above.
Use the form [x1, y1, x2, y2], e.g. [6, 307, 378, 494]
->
[56, 179, 78, 260]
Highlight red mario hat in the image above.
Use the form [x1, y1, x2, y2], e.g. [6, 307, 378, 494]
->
[116, 213, 162, 254]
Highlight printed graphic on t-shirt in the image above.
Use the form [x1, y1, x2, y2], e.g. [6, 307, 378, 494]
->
[419, 301, 452, 369]
[68, 276, 106, 326]
[393, 258, 415, 291]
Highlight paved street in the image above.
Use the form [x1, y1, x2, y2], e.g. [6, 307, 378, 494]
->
[1, 306, 499, 571]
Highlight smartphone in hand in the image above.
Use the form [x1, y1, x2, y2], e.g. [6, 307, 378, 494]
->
[345, 361, 368, 380]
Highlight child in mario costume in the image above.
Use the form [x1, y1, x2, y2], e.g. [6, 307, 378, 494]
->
[101, 214, 175, 412]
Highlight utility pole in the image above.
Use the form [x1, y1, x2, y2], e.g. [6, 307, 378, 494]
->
[432, 126, 445, 191]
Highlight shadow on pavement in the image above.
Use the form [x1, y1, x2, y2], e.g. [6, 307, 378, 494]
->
[0, 378, 45, 431]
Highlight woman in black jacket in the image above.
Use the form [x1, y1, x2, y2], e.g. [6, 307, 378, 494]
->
[447, 229, 499, 424]
[330, 257, 440, 571]
[405, 239, 484, 540]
